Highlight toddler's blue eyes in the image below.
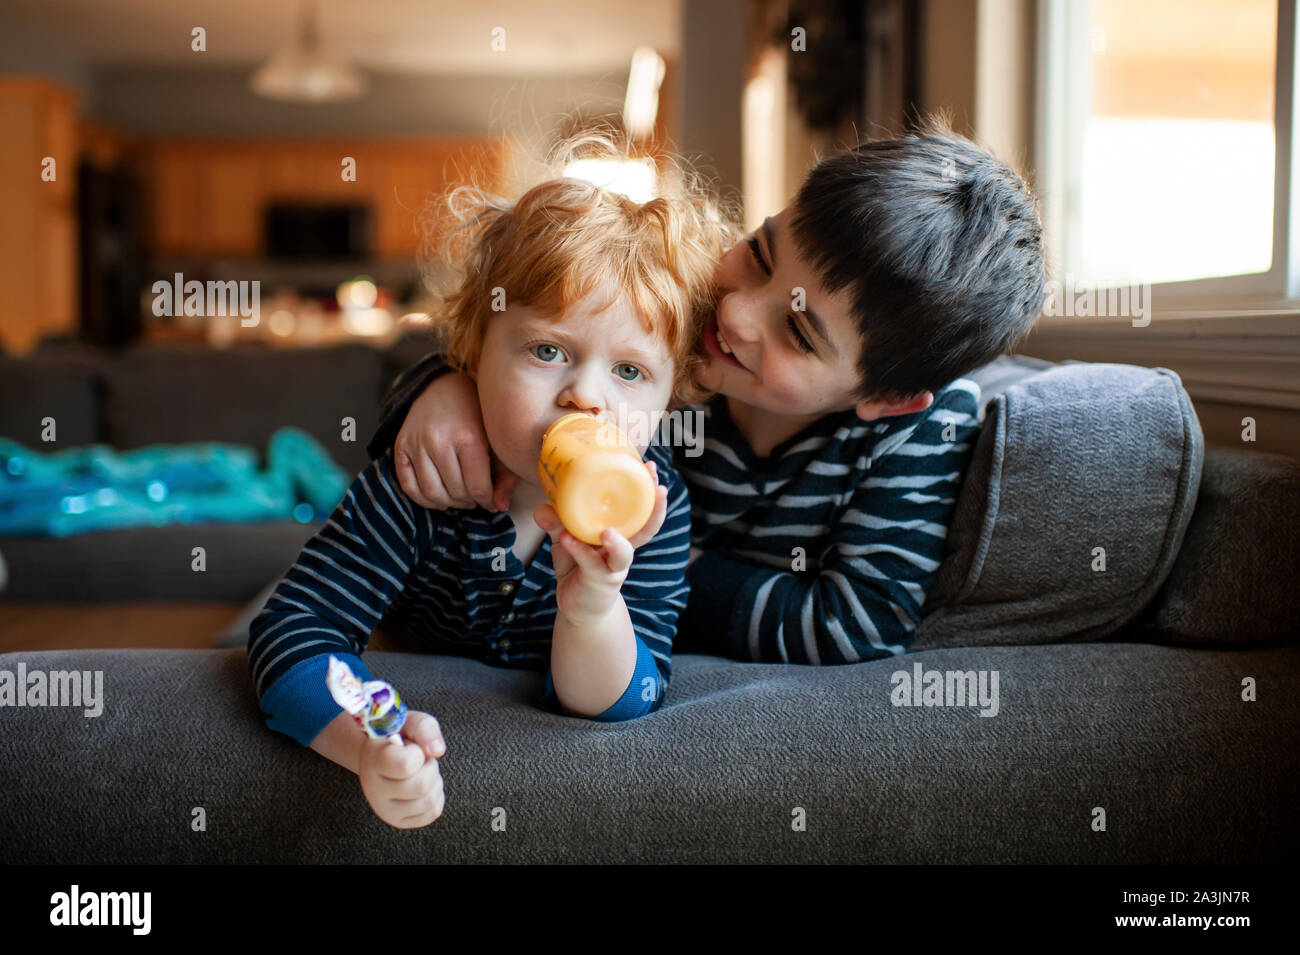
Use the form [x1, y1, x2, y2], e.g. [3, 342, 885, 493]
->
[529, 344, 642, 381]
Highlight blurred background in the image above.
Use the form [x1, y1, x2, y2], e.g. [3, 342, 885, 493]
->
[2, 0, 1296, 456]
[0, 0, 1296, 649]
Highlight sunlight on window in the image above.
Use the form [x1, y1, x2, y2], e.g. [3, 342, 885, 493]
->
[1083, 117, 1273, 285]
[1080, 0, 1276, 287]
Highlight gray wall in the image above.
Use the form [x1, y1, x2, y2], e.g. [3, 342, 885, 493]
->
[86, 66, 628, 137]
[677, 0, 746, 207]
[0, 17, 90, 95]
[0, 21, 628, 140]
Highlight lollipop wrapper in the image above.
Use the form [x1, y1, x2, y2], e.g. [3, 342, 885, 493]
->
[326, 655, 408, 740]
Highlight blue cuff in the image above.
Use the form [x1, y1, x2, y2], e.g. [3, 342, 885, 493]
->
[260, 652, 375, 747]
[538, 637, 664, 721]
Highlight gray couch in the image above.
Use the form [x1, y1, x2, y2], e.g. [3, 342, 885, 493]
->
[0, 336, 433, 601]
[2, 343, 1297, 863]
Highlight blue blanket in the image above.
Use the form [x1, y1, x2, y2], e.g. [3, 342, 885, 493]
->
[0, 427, 350, 537]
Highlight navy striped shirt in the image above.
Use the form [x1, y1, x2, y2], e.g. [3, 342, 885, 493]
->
[673, 382, 981, 663]
[367, 353, 981, 667]
[248, 444, 691, 747]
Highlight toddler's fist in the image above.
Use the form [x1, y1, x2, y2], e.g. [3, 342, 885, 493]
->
[358, 710, 446, 829]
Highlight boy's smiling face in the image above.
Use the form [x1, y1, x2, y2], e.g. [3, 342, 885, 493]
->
[470, 285, 675, 488]
[697, 206, 919, 420]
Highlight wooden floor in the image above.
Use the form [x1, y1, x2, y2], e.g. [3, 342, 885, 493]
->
[0, 602, 244, 653]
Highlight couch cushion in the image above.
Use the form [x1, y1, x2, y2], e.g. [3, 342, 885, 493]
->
[0, 521, 319, 602]
[963, 353, 1059, 421]
[1128, 447, 1300, 644]
[0, 353, 103, 448]
[100, 343, 386, 476]
[2, 645, 1296, 863]
[916, 362, 1203, 647]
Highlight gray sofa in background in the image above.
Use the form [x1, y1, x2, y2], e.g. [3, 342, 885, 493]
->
[1, 345, 1297, 863]
[0, 334, 435, 601]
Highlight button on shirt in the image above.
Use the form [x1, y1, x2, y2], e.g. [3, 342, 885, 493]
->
[248, 445, 691, 747]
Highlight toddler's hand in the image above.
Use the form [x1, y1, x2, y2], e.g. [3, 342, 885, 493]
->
[534, 460, 669, 622]
[357, 710, 446, 829]
[394, 371, 517, 512]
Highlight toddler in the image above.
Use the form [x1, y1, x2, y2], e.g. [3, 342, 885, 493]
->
[247, 145, 733, 828]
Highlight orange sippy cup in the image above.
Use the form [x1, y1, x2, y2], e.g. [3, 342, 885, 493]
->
[538, 413, 657, 546]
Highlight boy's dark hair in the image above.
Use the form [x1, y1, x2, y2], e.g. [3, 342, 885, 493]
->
[790, 114, 1046, 404]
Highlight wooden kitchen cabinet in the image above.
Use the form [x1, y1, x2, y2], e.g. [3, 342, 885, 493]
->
[41, 89, 77, 205]
[0, 77, 79, 354]
[376, 154, 441, 258]
[372, 139, 507, 258]
[148, 146, 203, 257]
[198, 152, 266, 257]
[0, 76, 505, 354]
[265, 148, 362, 199]
[140, 136, 505, 261]
[147, 145, 264, 258]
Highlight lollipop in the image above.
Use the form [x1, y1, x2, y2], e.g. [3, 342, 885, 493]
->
[326, 655, 408, 744]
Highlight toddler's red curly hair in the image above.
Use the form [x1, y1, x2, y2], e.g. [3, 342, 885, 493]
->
[421, 126, 739, 407]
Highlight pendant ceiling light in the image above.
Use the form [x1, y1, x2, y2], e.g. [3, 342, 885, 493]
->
[250, 0, 369, 103]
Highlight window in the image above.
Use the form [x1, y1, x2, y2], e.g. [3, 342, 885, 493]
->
[1037, 0, 1292, 302]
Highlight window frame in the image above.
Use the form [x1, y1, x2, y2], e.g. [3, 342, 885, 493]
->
[1034, 0, 1297, 305]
